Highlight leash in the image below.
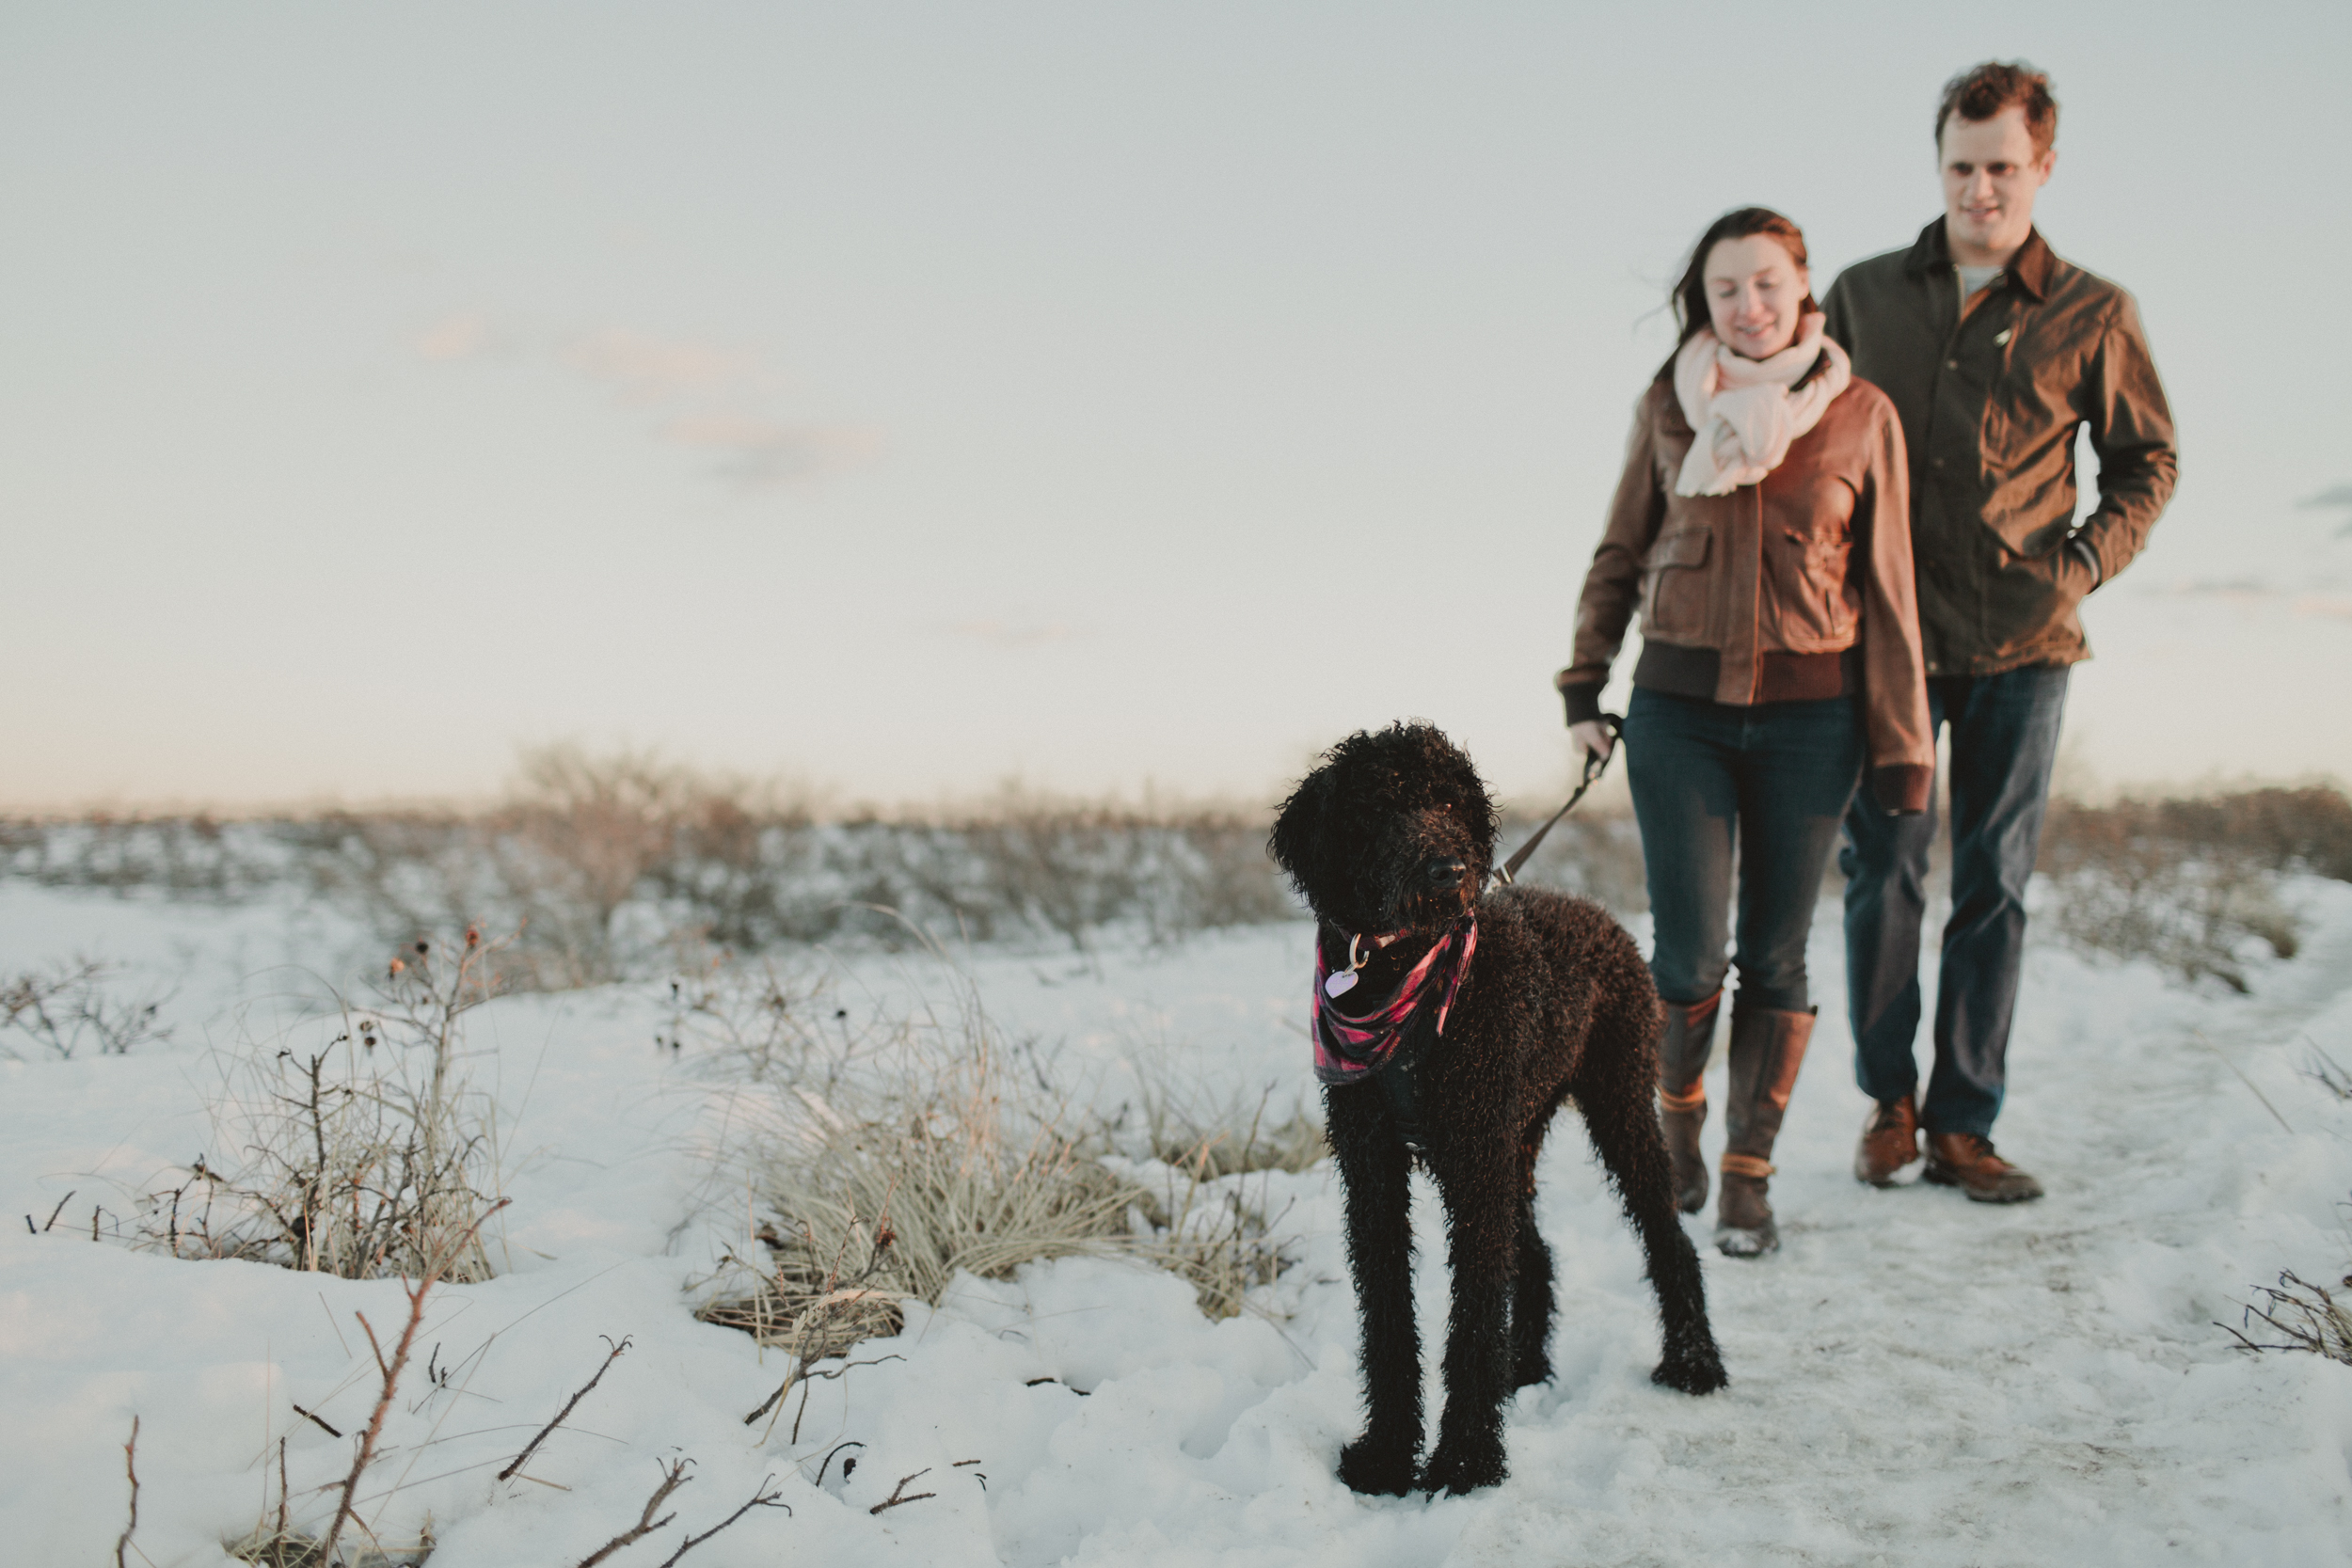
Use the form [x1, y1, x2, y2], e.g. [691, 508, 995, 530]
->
[1489, 713, 1623, 888]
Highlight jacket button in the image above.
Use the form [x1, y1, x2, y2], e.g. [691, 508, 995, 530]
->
[1931, 457, 1946, 469]
[1946, 359, 1959, 370]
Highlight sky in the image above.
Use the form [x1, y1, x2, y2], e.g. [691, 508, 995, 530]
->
[4, 0, 2347, 813]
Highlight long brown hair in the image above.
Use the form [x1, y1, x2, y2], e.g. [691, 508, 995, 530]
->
[1665, 208, 1815, 369]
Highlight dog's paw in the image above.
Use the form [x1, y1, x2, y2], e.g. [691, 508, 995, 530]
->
[1511, 1351, 1552, 1390]
[1418, 1438, 1506, 1496]
[1651, 1349, 1727, 1395]
[1338, 1436, 1418, 1497]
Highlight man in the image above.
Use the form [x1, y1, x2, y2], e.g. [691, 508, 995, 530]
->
[1823, 61, 2177, 1201]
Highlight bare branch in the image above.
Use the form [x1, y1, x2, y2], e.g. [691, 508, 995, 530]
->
[114, 1415, 139, 1568]
[316, 1196, 510, 1564]
[577, 1458, 693, 1568]
[868, 1468, 936, 1514]
[654, 1476, 789, 1567]
[499, 1335, 631, 1481]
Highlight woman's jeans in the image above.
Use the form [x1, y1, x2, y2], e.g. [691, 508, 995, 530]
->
[1623, 687, 1865, 1015]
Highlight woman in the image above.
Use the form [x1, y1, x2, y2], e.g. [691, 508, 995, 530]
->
[1557, 208, 1932, 1258]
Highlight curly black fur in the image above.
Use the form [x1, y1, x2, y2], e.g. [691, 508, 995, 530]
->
[1271, 722, 1725, 1497]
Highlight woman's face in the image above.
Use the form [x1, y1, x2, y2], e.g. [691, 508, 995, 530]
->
[1703, 234, 1808, 359]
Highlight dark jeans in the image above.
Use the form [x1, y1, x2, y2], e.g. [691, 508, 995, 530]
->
[1839, 665, 2070, 1137]
[1622, 687, 1865, 1016]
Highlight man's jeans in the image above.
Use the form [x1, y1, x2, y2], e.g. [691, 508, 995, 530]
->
[1623, 687, 1865, 1016]
[1839, 665, 2071, 1137]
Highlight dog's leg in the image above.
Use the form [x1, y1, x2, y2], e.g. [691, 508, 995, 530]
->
[1327, 1083, 1421, 1496]
[1576, 1022, 1728, 1395]
[1509, 1170, 1556, 1390]
[1419, 1155, 1516, 1495]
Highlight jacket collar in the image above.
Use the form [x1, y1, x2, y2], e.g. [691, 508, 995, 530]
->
[1902, 217, 2055, 303]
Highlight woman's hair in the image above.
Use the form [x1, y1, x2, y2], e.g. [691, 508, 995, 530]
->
[1668, 207, 1814, 351]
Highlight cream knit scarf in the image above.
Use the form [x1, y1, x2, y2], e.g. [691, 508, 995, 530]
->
[1672, 310, 1851, 497]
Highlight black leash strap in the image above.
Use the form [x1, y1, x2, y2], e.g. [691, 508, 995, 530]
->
[1491, 713, 1623, 887]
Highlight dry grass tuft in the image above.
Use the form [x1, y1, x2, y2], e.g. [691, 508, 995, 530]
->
[691, 959, 1305, 1364]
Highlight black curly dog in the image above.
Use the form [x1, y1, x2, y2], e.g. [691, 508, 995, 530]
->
[1271, 722, 1725, 1496]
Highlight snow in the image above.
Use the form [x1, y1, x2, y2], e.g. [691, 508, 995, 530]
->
[5, 879, 2351, 1566]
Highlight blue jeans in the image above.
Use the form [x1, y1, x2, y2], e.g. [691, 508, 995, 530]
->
[1622, 687, 1865, 1015]
[1839, 665, 2070, 1136]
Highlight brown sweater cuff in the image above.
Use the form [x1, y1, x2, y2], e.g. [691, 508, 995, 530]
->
[1558, 681, 1605, 726]
[1870, 764, 1933, 816]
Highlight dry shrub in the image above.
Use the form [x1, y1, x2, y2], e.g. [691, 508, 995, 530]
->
[658, 953, 860, 1087]
[135, 929, 509, 1282]
[2224, 1271, 2352, 1364]
[1, 958, 174, 1059]
[2036, 786, 2350, 991]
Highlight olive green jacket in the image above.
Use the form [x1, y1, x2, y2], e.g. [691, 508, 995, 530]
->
[1820, 220, 2177, 674]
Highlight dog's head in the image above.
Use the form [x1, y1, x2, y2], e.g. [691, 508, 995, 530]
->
[1268, 721, 1498, 938]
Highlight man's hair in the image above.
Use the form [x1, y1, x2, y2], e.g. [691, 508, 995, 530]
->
[1669, 207, 1813, 353]
[1937, 61, 2058, 157]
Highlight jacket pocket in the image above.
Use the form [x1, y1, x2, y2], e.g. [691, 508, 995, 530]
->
[1640, 527, 1711, 642]
[1767, 528, 1857, 652]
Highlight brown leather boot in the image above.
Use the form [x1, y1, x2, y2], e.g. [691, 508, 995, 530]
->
[1923, 1132, 2044, 1203]
[1853, 1096, 1921, 1186]
[1716, 1006, 1815, 1258]
[1657, 991, 1721, 1214]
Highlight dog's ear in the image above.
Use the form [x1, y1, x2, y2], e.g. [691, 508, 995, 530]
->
[1267, 766, 1331, 888]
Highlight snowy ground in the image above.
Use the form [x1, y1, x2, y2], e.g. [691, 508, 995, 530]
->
[5, 878, 2351, 1566]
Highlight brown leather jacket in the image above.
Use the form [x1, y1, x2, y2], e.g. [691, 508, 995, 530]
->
[1559, 372, 1935, 814]
[1821, 222, 2177, 674]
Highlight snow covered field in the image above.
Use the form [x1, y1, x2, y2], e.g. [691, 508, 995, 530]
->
[5, 877, 2350, 1566]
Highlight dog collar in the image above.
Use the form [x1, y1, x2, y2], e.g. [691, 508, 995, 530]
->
[1322, 927, 1413, 1000]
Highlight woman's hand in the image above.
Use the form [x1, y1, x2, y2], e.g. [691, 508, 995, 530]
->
[1570, 720, 1615, 764]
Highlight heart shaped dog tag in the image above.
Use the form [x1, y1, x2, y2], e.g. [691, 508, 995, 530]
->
[1324, 970, 1359, 1000]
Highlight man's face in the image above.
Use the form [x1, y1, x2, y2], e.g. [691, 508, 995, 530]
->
[1938, 105, 2055, 265]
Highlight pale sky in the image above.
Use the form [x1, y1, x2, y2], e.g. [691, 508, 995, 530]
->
[5, 1, 2347, 812]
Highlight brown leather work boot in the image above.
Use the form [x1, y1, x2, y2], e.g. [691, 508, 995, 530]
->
[1923, 1132, 2045, 1203]
[1657, 991, 1722, 1214]
[1715, 1006, 1815, 1258]
[1853, 1096, 1921, 1187]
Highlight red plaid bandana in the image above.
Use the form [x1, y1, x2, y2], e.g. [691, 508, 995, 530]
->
[1311, 918, 1478, 1086]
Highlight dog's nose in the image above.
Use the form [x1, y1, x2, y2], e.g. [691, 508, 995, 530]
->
[1423, 857, 1468, 889]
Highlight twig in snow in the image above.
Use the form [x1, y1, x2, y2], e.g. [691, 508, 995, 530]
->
[868, 1468, 936, 1514]
[2193, 1030, 2294, 1133]
[812, 1440, 863, 1488]
[115, 1415, 140, 1568]
[30, 1189, 75, 1233]
[576, 1458, 693, 1568]
[2300, 1034, 2352, 1101]
[654, 1475, 789, 1567]
[315, 1196, 510, 1566]
[291, 1402, 343, 1438]
[499, 1335, 631, 1481]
